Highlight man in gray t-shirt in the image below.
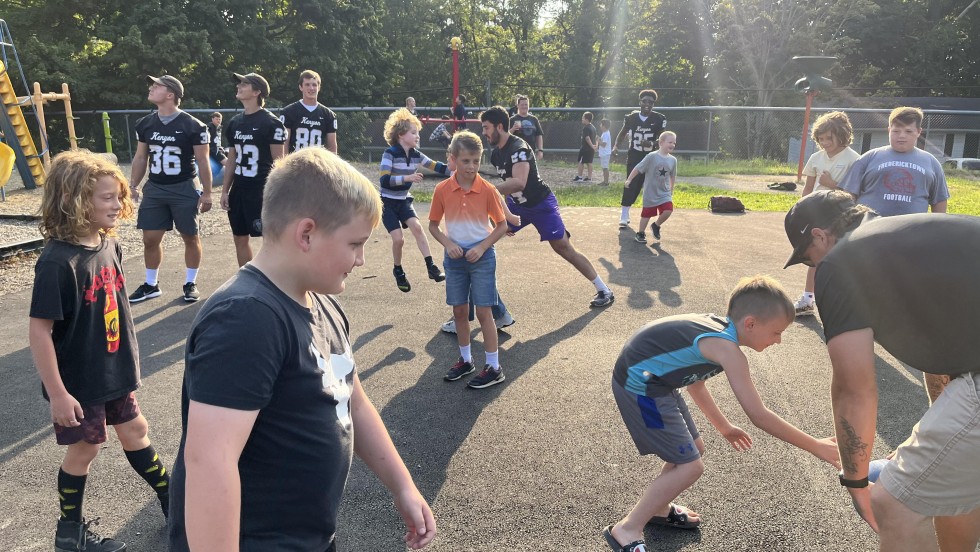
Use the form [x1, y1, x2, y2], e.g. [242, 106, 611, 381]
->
[839, 107, 948, 217]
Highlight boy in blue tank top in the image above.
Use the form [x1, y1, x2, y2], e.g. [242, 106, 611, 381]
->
[604, 276, 841, 552]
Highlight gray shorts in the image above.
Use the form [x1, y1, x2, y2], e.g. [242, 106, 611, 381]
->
[877, 372, 980, 517]
[612, 379, 701, 464]
[136, 179, 201, 235]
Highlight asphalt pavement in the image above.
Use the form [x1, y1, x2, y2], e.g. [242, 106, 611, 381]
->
[0, 205, 928, 551]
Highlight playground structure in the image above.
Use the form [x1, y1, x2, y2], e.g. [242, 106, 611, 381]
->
[1, 19, 80, 198]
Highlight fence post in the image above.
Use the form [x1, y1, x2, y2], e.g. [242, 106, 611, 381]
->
[124, 114, 132, 162]
[705, 109, 713, 166]
[102, 112, 112, 154]
[924, 113, 931, 151]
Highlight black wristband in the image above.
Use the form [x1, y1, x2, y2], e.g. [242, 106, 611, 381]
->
[839, 472, 869, 488]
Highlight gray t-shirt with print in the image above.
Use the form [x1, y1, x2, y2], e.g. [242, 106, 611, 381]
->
[839, 146, 949, 216]
[637, 151, 677, 207]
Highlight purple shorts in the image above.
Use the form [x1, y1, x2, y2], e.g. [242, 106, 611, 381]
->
[53, 392, 141, 445]
[506, 193, 568, 241]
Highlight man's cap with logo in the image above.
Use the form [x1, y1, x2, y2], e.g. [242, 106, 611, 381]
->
[146, 75, 184, 98]
[783, 190, 855, 268]
[232, 72, 271, 98]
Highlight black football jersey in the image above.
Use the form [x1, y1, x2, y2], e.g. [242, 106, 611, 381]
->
[225, 109, 287, 188]
[489, 135, 551, 208]
[134, 111, 209, 185]
[279, 101, 337, 152]
[622, 110, 667, 161]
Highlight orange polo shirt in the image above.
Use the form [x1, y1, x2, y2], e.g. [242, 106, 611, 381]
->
[429, 173, 506, 248]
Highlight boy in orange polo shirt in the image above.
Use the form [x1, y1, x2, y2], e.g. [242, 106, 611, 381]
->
[428, 131, 509, 389]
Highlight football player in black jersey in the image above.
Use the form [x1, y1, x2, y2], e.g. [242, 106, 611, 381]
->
[129, 75, 213, 304]
[613, 90, 667, 227]
[279, 70, 338, 154]
[480, 106, 614, 308]
[222, 72, 287, 266]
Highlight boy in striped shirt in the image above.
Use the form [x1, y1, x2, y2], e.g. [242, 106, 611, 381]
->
[379, 108, 451, 292]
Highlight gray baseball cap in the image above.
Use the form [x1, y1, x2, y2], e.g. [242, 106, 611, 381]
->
[232, 72, 270, 98]
[146, 75, 184, 98]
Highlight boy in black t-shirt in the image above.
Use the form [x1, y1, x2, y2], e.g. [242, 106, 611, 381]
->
[169, 148, 436, 551]
[573, 111, 597, 182]
[30, 151, 171, 552]
[509, 94, 545, 160]
[280, 69, 339, 153]
[222, 71, 287, 266]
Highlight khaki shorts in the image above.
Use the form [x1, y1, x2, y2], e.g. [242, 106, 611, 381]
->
[878, 372, 980, 517]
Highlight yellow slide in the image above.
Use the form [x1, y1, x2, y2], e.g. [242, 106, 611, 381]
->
[0, 59, 44, 185]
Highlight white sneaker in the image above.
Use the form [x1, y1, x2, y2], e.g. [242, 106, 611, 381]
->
[795, 295, 816, 316]
[618, 218, 630, 228]
[495, 312, 516, 330]
[440, 318, 457, 334]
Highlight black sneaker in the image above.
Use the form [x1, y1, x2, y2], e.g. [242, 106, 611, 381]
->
[128, 283, 161, 303]
[590, 290, 615, 308]
[426, 263, 446, 282]
[444, 358, 475, 381]
[634, 232, 647, 243]
[652, 223, 661, 240]
[55, 517, 127, 552]
[182, 282, 200, 303]
[393, 267, 411, 293]
[467, 365, 505, 389]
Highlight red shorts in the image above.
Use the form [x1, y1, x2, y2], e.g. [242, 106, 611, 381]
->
[641, 202, 673, 218]
[53, 392, 141, 445]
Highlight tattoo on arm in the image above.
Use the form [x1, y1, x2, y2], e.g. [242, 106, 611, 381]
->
[839, 417, 869, 474]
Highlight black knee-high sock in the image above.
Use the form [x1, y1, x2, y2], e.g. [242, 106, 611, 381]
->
[124, 445, 170, 502]
[58, 469, 87, 522]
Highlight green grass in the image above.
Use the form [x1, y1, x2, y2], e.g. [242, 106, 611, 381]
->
[411, 162, 980, 215]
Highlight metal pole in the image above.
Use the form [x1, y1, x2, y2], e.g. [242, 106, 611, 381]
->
[796, 92, 814, 182]
[102, 112, 112, 154]
[451, 39, 460, 107]
[125, 114, 132, 161]
[705, 109, 712, 166]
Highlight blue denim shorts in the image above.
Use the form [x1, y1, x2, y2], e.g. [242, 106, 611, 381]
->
[444, 246, 497, 307]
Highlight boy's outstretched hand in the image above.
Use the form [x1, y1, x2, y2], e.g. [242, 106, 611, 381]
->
[721, 425, 753, 451]
[814, 436, 841, 469]
[395, 487, 437, 549]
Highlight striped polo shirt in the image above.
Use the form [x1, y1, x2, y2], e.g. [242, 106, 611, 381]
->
[379, 145, 449, 200]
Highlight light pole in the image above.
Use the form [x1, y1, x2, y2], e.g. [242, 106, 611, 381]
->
[793, 56, 837, 181]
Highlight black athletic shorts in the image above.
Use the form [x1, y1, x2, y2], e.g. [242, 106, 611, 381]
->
[228, 185, 264, 237]
[578, 146, 595, 165]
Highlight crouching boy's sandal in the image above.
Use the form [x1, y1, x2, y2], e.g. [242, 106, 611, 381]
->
[602, 525, 647, 552]
[647, 503, 701, 529]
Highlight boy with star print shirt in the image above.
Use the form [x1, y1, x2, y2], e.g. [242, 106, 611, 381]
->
[635, 146, 676, 211]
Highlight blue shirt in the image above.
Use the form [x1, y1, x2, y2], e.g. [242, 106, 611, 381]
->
[612, 314, 738, 397]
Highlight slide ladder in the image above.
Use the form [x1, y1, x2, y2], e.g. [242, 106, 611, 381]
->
[0, 60, 43, 187]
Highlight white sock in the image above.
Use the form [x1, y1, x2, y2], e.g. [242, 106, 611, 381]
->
[592, 276, 610, 293]
[803, 292, 815, 301]
[186, 267, 199, 284]
[145, 268, 159, 286]
[486, 350, 499, 369]
[620, 206, 630, 219]
[459, 345, 472, 363]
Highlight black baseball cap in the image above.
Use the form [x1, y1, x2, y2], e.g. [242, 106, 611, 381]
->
[232, 72, 270, 98]
[783, 190, 855, 268]
[146, 75, 184, 98]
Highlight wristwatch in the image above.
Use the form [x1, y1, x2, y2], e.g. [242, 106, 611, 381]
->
[839, 472, 869, 488]
[536, 148, 544, 153]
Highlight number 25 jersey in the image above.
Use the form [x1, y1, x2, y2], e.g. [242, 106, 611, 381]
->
[225, 108, 287, 188]
[134, 111, 209, 185]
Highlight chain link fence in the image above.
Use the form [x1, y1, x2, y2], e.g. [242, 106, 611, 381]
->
[39, 106, 980, 166]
